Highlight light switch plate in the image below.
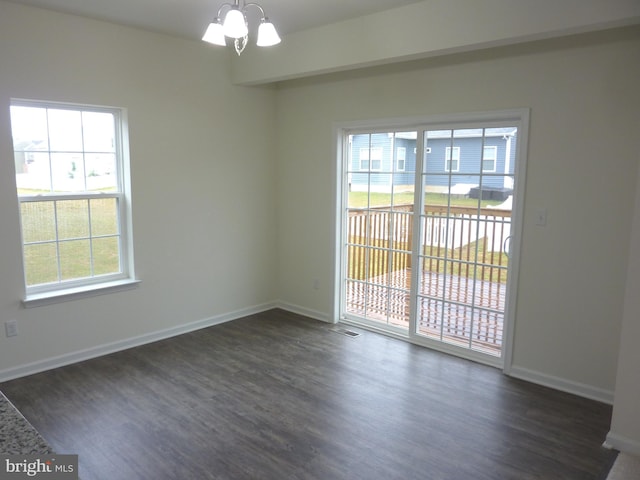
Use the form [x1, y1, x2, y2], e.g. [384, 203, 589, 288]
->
[535, 209, 547, 226]
[5, 320, 18, 337]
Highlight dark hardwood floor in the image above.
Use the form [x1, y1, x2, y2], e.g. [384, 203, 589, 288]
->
[1, 309, 616, 480]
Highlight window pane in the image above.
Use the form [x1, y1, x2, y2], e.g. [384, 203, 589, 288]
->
[16, 152, 52, 194]
[82, 111, 115, 153]
[21, 202, 56, 243]
[483, 146, 497, 172]
[369, 147, 383, 170]
[24, 243, 58, 286]
[90, 198, 118, 236]
[392, 184, 414, 210]
[395, 147, 406, 171]
[51, 153, 86, 192]
[453, 128, 480, 138]
[92, 237, 121, 275]
[452, 129, 477, 176]
[345, 131, 415, 329]
[482, 175, 512, 204]
[445, 147, 460, 172]
[10, 106, 49, 151]
[85, 153, 117, 191]
[48, 109, 83, 152]
[57, 200, 89, 240]
[369, 174, 392, 205]
[59, 240, 91, 280]
[359, 148, 370, 170]
[425, 130, 452, 175]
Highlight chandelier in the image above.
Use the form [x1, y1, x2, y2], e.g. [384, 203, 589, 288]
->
[202, 1, 281, 55]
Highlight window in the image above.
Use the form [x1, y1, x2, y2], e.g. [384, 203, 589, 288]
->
[483, 146, 497, 172]
[396, 147, 406, 171]
[10, 100, 135, 302]
[359, 147, 382, 171]
[445, 146, 460, 172]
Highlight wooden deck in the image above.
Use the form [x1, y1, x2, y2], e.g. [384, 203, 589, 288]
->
[346, 268, 506, 355]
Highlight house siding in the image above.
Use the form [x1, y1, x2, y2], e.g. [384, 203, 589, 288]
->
[424, 135, 517, 191]
[349, 133, 417, 193]
[350, 131, 517, 194]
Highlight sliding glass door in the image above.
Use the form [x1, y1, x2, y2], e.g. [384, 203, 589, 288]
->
[339, 112, 527, 365]
[413, 127, 516, 359]
[343, 131, 416, 334]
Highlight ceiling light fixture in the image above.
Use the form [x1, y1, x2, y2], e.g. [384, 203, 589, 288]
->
[202, 1, 281, 55]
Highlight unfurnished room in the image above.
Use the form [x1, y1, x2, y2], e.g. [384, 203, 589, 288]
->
[0, 1, 639, 479]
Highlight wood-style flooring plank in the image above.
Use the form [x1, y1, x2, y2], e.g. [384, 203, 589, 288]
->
[1, 309, 616, 479]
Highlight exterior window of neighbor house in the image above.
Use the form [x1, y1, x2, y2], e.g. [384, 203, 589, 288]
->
[359, 147, 382, 171]
[483, 146, 498, 172]
[10, 100, 135, 301]
[445, 146, 460, 172]
[396, 147, 406, 171]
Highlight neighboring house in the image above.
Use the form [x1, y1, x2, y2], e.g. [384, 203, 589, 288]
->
[13, 140, 39, 175]
[349, 128, 517, 198]
[14, 140, 114, 193]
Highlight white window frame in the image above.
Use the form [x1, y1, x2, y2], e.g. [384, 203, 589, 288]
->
[483, 145, 498, 173]
[445, 146, 460, 172]
[396, 147, 406, 171]
[11, 99, 138, 307]
[359, 147, 383, 171]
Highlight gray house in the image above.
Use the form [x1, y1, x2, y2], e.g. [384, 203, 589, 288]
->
[349, 128, 517, 199]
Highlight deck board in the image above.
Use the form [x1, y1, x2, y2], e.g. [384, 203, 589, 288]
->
[346, 268, 506, 355]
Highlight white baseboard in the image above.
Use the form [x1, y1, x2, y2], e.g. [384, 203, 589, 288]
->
[278, 306, 617, 405]
[3, 301, 616, 412]
[275, 301, 333, 324]
[0, 302, 277, 383]
[604, 432, 640, 456]
[508, 366, 614, 404]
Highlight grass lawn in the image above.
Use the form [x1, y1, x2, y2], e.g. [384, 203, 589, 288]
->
[346, 191, 510, 284]
[348, 191, 503, 208]
[348, 238, 509, 284]
[20, 196, 121, 286]
[19, 188, 506, 288]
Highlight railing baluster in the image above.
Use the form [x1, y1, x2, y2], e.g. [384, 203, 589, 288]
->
[347, 204, 510, 353]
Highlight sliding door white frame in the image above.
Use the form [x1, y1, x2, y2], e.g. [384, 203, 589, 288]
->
[333, 109, 530, 372]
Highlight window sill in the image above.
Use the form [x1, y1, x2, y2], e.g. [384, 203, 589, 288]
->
[22, 279, 141, 308]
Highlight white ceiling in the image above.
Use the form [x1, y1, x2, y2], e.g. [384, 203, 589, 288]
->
[5, 0, 426, 40]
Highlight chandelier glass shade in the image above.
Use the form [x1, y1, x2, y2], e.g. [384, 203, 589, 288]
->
[202, 1, 281, 55]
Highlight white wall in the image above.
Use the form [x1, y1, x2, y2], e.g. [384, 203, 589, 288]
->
[233, 0, 640, 84]
[0, 1, 278, 377]
[2, 0, 640, 454]
[275, 28, 640, 401]
[608, 159, 640, 455]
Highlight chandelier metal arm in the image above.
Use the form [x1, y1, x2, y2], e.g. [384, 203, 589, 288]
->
[214, 2, 234, 20]
[243, 3, 267, 20]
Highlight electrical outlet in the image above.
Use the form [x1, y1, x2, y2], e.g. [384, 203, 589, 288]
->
[5, 320, 18, 338]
